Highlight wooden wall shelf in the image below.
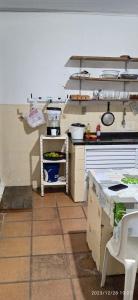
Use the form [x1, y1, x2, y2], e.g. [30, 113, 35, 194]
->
[70, 76, 138, 83]
[70, 55, 138, 62]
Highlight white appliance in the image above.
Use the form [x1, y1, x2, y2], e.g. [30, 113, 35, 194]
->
[70, 123, 85, 139]
[47, 107, 61, 136]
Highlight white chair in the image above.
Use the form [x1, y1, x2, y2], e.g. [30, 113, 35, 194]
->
[101, 211, 138, 300]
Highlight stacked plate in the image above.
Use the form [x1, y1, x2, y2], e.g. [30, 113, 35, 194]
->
[120, 73, 138, 80]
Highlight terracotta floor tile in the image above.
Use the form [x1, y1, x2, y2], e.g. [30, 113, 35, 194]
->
[72, 277, 122, 300]
[0, 282, 30, 300]
[82, 206, 88, 218]
[33, 219, 62, 236]
[0, 257, 30, 282]
[55, 192, 71, 199]
[56, 194, 83, 207]
[32, 254, 69, 280]
[5, 211, 32, 222]
[64, 233, 89, 253]
[58, 206, 85, 219]
[61, 218, 87, 234]
[33, 197, 57, 208]
[32, 235, 65, 255]
[2, 221, 31, 237]
[31, 279, 74, 300]
[33, 191, 57, 208]
[67, 252, 97, 278]
[33, 207, 58, 221]
[0, 237, 31, 257]
[33, 191, 56, 201]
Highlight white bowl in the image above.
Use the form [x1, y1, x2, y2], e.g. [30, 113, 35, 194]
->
[101, 70, 120, 78]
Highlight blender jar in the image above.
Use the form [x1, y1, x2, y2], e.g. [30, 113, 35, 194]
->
[47, 107, 61, 136]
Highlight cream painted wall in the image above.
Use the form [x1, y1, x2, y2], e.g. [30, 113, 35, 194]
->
[0, 107, 3, 184]
[1, 12, 138, 186]
[1, 103, 138, 187]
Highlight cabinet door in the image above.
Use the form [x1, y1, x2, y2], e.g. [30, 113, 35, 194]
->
[69, 143, 85, 202]
[87, 179, 102, 269]
[85, 145, 137, 170]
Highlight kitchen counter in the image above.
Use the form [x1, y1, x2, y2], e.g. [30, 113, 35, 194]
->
[69, 131, 138, 145]
[69, 133, 138, 203]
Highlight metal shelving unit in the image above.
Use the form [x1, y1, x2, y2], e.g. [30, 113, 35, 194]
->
[68, 55, 138, 102]
[40, 135, 68, 197]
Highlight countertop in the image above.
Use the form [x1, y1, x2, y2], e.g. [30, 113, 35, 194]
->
[69, 132, 138, 145]
[89, 168, 138, 226]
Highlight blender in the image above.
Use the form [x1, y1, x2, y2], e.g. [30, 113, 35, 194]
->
[46, 107, 61, 136]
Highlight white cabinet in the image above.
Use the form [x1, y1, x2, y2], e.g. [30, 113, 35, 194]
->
[69, 142, 138, 202]
[40, 135, 68, 196]
[69, 141, 86, 202]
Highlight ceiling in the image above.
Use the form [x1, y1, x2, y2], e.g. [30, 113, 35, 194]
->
[0, 0, 138, 15]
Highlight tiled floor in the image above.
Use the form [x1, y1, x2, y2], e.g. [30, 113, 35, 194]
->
[0, 190, 138, 300]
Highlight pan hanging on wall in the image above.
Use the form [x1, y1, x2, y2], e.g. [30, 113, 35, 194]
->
[101, 102, 115, 126]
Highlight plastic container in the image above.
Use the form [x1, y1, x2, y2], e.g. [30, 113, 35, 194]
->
[70, 123, 85, 139]
[43, 163, 60, 182]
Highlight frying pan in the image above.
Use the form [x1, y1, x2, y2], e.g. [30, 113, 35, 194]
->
[101, 102, 115, 126]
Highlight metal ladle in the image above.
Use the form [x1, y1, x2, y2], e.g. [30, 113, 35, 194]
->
[121, 106, 126, 127]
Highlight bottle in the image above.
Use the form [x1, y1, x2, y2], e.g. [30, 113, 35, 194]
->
[96, 124, 101, 139]
[86, 123, 91, 134]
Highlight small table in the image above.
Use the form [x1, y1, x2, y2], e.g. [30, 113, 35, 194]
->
[86, 168, 138, 275]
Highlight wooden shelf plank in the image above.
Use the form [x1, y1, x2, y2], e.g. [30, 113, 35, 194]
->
[68, 99, 129, 103]
[70, 76, 138, 83]
[70, 55, 138, 62]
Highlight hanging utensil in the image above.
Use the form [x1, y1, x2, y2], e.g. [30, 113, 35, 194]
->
[121, 106, 126, 127]
[101, 102, 115, 126]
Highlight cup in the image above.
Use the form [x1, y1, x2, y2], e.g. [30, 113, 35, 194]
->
[51, 128, 57, 136]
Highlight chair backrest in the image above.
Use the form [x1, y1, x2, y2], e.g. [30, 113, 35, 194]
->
[117, 211, 138, 259]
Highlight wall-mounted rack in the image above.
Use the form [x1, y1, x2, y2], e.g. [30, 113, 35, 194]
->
[27, 94, 68, 104]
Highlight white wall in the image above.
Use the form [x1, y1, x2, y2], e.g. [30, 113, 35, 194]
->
[1, 12, 138, 187]
[0, 12, 138, 104]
